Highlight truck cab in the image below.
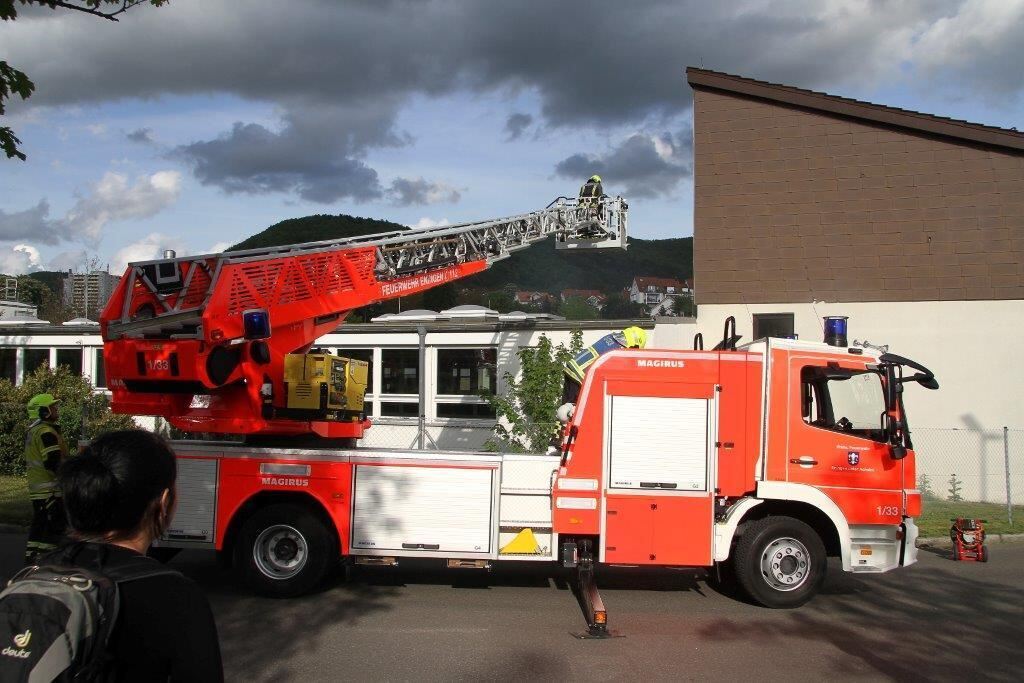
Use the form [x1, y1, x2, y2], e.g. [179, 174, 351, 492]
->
[553, 334, 933, 607]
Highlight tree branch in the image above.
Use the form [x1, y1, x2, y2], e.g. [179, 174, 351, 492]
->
[44, 1, 152, 22]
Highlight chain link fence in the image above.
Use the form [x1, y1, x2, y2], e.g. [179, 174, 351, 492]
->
[912, 427, 1022, 525]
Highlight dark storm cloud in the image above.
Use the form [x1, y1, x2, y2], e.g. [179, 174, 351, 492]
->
[555, 128, 692, 198]
[173, 101, 408, 203]
[6, 1, 981, 124]
[0, 200, 61, 244]
[387, 177, 461, 206]
[126, 128, 154, 144]
[8, 0, 1007, 202]
[504, 113, 533, 141]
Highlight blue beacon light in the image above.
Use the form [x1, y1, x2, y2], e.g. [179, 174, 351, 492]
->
[243, 309, 272, 340]
[823, 316, 848, 347]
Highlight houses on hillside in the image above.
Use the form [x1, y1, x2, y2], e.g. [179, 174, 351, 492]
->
[511, 276, 695, 318]
[628, 276, 694, 316]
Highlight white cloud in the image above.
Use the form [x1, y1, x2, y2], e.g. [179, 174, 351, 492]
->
[112, 232, 187, 273]
[0, 244, 43, 275]
[207, 241, 232, 253]
[47, 250, 87, 272]
[910, 0, 1024, 97]
[65, 170, 182, 244]
[409, 217, 450, 230]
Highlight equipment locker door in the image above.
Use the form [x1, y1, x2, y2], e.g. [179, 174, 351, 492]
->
[351, 464, 495, 555]
[601, 381, 716, 566]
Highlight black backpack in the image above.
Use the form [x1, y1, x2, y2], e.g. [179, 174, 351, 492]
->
[0, 543, 179, 683]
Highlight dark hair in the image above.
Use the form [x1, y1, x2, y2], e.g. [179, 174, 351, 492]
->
[59, 429, 177, 541]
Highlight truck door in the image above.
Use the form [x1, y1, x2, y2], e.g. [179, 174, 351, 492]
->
[601, 380, 716, 566]
[787, 355, 904, 525]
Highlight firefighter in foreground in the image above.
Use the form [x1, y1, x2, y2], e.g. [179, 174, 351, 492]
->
[23, 393, 69, 563]
[557, 326, 647, 422]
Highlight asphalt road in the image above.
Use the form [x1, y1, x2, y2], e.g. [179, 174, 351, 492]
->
[2, 534, 1022, 682]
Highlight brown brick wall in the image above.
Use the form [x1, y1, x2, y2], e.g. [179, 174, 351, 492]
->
[693, 88, 1024, 304]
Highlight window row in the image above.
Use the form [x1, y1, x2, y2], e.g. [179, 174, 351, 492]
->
[317, 347, 498, 420]
[0, 347, 105, 388]
[0, 345, 496, 422]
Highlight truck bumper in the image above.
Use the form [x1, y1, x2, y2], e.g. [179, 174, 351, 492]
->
[900, 517, 919, 567]
[849, 521, 917, 573]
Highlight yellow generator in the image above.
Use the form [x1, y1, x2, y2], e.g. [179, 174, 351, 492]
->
[283, 352, 368, 420]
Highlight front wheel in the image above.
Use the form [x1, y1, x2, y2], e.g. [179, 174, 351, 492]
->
[733, 516, 827, 608]
[234, 503, 337, 597]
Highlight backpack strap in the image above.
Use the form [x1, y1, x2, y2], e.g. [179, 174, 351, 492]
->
[102, 557, 183, 584]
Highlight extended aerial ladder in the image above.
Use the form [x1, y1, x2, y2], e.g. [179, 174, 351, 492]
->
[99, 195, 628, 439]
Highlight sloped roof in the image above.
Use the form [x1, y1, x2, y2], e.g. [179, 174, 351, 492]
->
[686, 67, 1024, 153]
[634, 276, 685, 291]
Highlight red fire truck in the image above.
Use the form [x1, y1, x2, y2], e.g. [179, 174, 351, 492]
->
[100, 196, 936, 635]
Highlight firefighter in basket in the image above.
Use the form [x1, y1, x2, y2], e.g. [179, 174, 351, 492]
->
[557, 326, 647, 423]
[23, 393, 70, 564]
[577, 174, 606, 234]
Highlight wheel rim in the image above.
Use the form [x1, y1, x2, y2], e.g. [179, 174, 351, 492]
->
[253, 524, 308, 580]
[760, 536, 811, 591]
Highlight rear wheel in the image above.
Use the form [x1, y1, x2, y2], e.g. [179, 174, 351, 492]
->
[979, 546, 989, 562]
[733, 516, 827, 608]
[952, 545, 961, 561]
[234, 503, 337, 597]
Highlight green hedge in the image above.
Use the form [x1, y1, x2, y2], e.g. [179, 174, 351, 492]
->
[0, 364, 137, 475]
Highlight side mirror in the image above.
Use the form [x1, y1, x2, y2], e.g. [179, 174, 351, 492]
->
[890, 444, 907, 460]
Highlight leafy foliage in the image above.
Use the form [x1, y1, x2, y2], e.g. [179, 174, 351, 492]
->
[559, 296, 598, 320]
[1, 0, 168, 160]
[918, 473, 937, 501]
[484, 331, 582, 453]
[0, 363, 136, 475]
[601, 292, 645, 319]
[947, 473, 963, 502]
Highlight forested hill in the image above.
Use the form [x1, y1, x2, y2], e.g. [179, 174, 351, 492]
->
[228, 214, 692, 293]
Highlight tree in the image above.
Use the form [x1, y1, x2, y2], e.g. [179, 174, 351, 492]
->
[918, 473, 936, 501]
[0, 362, 137, 474]
[668, 294, 696, 317]
[484, 331, 582, 453]
[422, 283, 457, 312]
[1, 0, 168, 161]
[483, 290, 515, 313]
[947, 473, 963, 503]
[601, 292, 645, 319]
[559, 296, 598, 320]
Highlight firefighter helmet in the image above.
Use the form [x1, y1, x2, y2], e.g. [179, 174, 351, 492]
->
[622, 326, 647, 349]
[27, 393, 59, 420]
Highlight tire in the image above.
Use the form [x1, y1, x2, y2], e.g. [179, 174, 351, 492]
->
[733, 516, 827, 608]
[980, 546, 989, 563]
[233, 503, 337, 597]
[952, 545, 961, 561]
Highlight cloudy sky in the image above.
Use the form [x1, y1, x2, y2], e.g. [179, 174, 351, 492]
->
[1, 0, 1022, 275]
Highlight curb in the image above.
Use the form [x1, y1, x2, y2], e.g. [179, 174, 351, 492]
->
[917, 532, 1024, 548]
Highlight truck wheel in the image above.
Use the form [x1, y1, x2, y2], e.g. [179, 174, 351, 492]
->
[980, 546, 989, 562]
[733, 517, 826, 608]
[952, 545, 961, 561]
[234, 503, 337, 597]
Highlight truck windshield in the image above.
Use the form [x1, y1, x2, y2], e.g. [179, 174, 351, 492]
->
[801, 367, 886, 442]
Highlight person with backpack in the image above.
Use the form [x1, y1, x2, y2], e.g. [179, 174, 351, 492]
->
[23, 393, 69, 564]
[1, 430, 223, 682]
